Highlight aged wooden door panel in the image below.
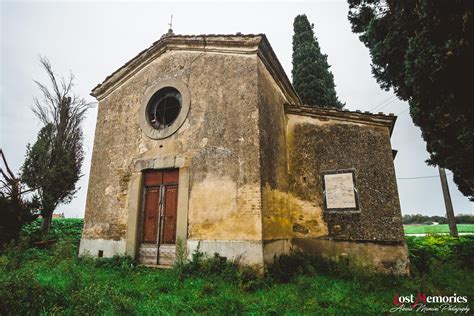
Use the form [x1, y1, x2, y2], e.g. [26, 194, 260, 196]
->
[143, 187, 160, 243]
[163, 168, 179, 184]
[139, 169, 179, 265]
[162, 185, 178, 244]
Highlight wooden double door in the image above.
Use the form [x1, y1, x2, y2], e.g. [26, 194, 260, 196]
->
[142, 169, 179, 249]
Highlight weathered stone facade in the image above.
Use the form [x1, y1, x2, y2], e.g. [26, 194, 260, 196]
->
[80, 34, 408, 274]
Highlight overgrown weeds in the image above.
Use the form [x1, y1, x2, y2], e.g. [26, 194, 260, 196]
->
[406, 235, 474, 273]
[174, 243, 264, 292]
[1, 219, 473, 314]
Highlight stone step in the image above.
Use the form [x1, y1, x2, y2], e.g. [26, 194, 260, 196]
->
[138, 244, 176, 265]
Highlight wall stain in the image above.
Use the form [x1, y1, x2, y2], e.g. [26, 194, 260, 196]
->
[262, 186, 328, 240]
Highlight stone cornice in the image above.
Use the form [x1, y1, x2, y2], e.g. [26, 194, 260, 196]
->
[285, 104, 397, 136]
[91, 34, 301, 104]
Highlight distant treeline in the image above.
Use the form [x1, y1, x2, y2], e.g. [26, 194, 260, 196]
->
[403, 214, 474, 225]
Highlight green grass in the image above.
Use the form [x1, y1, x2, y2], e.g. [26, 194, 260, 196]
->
[404, 224, 474, 235]
[0, 219, 473, 315]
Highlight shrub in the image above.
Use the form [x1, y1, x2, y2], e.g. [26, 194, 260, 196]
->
[452, 236, 474, 268]
[174, 237, 188, 265]
[175, 246, 262, 292]
[406, 235, 474, 274]
[0, 189, 39, 248]
[267, 252, 311, 282]
[268, 251, 347, 283]
[237, 265, 264, 292]
[179, 250, 237, 279]
[268, 251, 380, 284]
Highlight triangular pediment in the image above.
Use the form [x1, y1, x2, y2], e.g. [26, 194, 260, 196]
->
[91, 34, 300, 104]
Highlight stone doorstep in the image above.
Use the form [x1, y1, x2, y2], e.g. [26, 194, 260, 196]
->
[138, 243, 176, 266]
[138, 244, 158, 265]
[158, 244, 176, 266]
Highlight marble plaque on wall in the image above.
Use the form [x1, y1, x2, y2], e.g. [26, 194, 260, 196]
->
[324, 172, 357, 209]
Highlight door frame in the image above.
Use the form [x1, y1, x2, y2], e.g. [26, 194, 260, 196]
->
[139, 170, 179, 246]
[125, 156, 190, 260]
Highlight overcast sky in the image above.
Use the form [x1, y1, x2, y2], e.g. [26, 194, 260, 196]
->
[1, 0, 472, 218]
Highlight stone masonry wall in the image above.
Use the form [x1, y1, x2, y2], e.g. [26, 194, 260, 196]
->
[286, 115, 404, 242]
[82, 49, 263, 243]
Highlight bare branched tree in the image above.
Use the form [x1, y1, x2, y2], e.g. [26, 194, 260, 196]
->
[1, 149, 36, 198]
[21, 56, 93, 234]
[0, 149, 39, 245]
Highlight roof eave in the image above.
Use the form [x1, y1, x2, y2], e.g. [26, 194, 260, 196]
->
[257, 35, 301, 105]
[284, 104, 397, 136]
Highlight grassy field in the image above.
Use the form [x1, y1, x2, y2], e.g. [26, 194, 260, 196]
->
[404, 224, 474, 235]
[1, 219, 473, 314]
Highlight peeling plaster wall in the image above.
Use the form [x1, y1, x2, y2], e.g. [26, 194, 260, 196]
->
[258, 111, 407, 273]
[261, 187, 328, 239]
[82, 48, 263, 255]
[286, 114, 404, 242]
[257, 60, 328, 242]
[256, 59, 406, 271]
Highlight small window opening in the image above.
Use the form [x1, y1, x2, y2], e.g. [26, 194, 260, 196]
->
[98, 250, 104, 258]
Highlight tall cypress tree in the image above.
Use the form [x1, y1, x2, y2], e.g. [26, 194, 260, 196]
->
[292, 14, 344, 108]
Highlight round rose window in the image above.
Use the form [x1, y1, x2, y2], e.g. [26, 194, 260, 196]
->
[146, 87, 182, 130]
[139, 79, 190, 139]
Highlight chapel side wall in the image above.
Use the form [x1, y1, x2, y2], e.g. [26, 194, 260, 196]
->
[285, 114, 408, 274]
[80, 48, 264, 261]
[256, 58, 288, 242]
[286, 115, 404, 242]
[257, 61, 328, 255]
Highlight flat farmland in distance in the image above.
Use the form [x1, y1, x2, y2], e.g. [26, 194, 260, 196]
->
[404, 224, 474, 235]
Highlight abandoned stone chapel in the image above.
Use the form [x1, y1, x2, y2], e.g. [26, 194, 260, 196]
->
[79, 33, 409, 274]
